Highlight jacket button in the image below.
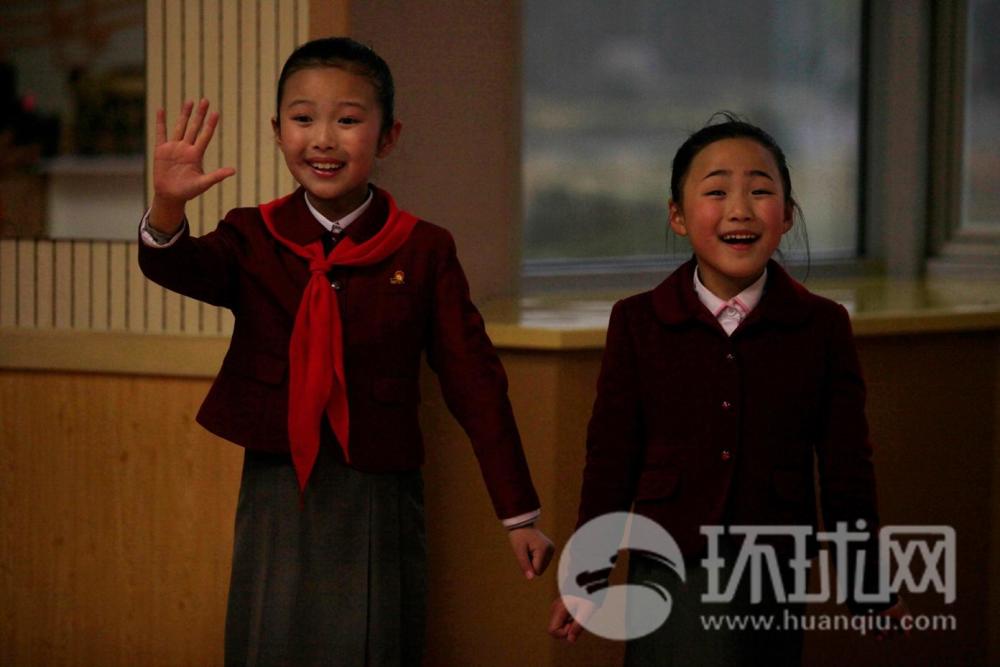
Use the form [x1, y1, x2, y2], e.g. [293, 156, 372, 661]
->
[721, 400, 732, 410]
[330, 280, 342, 290]
[725, 352, 735, 362]
[720, 450, 732, 462]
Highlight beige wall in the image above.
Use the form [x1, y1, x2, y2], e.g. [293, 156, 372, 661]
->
[350, 0, 523, 301]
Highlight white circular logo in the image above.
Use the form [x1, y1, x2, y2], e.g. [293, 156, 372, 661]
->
[557, 512, 685, 640]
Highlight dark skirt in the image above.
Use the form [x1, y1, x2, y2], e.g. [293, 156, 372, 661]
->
[624, 539, 804, 667]
[224, 445, 427, 667]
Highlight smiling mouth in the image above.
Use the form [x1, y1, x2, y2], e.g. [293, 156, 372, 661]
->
[720, 233, 760, 245]
[308, 161, 345, 174]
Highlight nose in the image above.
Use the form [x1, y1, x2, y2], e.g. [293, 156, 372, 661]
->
[727, 192, 753, 222]
[313, 121, 336, 150]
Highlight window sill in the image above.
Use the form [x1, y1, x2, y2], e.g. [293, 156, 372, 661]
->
[1, 275, 997, 375]
[481, 275, 1000, 350]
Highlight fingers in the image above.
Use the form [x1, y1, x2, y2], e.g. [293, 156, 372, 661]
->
[531, 537, 555, 576]
[199, 167, 237, 191]
[548, 598, 586, 643]
[509, 528, 555, 579]
[167, 99, 219, 148]
[183, 99, 209, 144]
[171, 100, 195, 142]
[513, 540, 535, 580]
[155, 108, 167, 145]
[193, 109, 222, 153]
[548, 600, 571, 637]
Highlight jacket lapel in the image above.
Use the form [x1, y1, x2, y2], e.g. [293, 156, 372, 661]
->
[650, 257, 812, 335]
[735, 260, 811, 334]
[651, 257, 727, 333]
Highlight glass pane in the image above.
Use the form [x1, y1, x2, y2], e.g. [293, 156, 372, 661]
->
[523, 0, 861, 263]
[961, 0, 1000, 230]
[0, 1, 145, 240]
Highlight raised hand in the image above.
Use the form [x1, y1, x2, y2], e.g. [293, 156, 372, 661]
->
[149, 99, 235, 234]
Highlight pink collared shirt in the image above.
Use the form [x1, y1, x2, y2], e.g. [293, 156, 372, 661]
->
[692, 266, 768, 336]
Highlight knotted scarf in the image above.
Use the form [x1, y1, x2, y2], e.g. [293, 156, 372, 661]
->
[259, 188, 418, 492]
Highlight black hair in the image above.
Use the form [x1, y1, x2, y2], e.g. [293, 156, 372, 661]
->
[276, 36, 395, 136]
[670, 111, 794, 208]
[668, 111, 810, 273]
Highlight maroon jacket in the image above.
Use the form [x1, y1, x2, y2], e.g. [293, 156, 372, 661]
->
[578, 259, 884, 591]
[138, 187, 539, 520]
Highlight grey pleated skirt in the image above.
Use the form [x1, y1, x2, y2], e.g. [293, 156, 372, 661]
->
[224, 445, 427, 667]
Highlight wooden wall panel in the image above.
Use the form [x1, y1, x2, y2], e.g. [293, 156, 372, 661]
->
[35, 241, 54, 329]
[91, 243, 110, 331]
[108, 243, 127, 331]
[14, 240, 34, 327]
[0, 371, 243, 666]
[71, 243, 91, 329]
[4, 334, 996, 665]
[53, 242, 73, 329]
[0, 241, 16, 327]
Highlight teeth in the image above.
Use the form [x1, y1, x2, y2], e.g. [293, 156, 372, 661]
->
[722, 234, 758, 241]
[311, 162, 343, 170]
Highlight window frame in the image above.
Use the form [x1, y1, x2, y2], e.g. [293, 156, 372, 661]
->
[926, 0, 1000, 277]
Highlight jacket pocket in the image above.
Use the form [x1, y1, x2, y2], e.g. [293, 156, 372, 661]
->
[634, 467, 680, 501]
[371, 377, 421, 404]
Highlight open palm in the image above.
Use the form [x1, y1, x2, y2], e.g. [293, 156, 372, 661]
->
[154, 99, 235, 204]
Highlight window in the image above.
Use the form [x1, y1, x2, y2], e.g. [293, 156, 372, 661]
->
[960, 0, 1000, 232]
[522, 0, 864, 284]
[0, 1, 145, 240]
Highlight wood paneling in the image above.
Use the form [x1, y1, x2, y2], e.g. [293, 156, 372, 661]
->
[0, 371, 243, 666]
[4, 334, 997, 665]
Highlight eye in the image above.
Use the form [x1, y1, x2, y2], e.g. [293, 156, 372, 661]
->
[704, 189, 726, 197]
[338, 116, 361, 126]
[752, 188, 775, 196]
[290, 114, 312, 124]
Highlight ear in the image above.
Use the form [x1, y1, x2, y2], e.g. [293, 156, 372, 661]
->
[271, 117, 281, 145]
[668, 199, 688, 237]
[376, 120, 402, 158]
[781, 201, 794, 233]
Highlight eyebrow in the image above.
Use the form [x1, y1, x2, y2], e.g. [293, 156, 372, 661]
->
[701, 169, 775, 181]
[284, 99, 369, 111]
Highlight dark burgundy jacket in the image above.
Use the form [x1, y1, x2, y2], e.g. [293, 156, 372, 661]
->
[138, 187, 539, 520]
[578, 259, 885, 598]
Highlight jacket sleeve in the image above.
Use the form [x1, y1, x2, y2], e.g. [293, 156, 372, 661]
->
[137, 214, 241, 309]
[576, 300, 646, 529]
[815, 304, 895, 612]
[425, 231, 540, 520]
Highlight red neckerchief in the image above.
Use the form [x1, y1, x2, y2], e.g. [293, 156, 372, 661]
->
[259, 188, 418, 493]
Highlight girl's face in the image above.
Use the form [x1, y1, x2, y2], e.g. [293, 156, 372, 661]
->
[669, 138, 792, 300]
[273, 66, 400, 221]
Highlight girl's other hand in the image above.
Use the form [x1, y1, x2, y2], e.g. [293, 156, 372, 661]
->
[507, 526, 554, 580]
[151, 99, 235, 224]
[548, 596, 591, 643]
